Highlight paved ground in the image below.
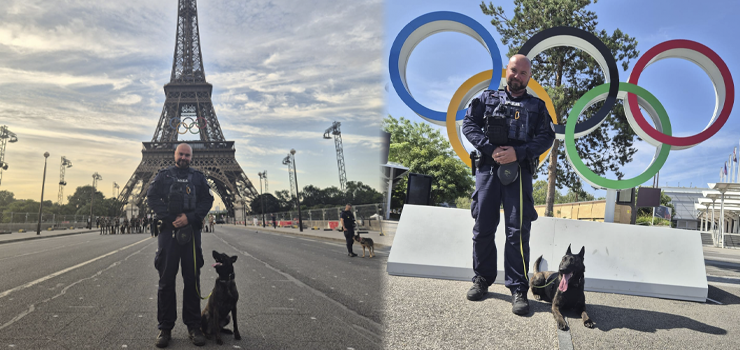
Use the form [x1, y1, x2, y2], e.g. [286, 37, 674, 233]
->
[0, 224, 389, 349]
[6, 224, 740, 349]
[383, 242, 740, 350]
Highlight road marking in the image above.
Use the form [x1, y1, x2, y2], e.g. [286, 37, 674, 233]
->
[557, 320, 574, 350]
[0, 238, 149, 300]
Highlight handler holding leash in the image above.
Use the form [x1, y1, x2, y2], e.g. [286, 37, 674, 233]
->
[463, 54, 555, 315]
[147, 143, 214, 347]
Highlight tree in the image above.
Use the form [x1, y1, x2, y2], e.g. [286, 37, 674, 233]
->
[345, 181, 383, 205]
[66, 185, 105, 212]
[0, 190, 15, 209]
[250, 193, 284, 214]
[383, 115, 475, 207]
[482, 0, 640, 216]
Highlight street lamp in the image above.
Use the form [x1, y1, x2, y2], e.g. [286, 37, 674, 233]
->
[258, 171, 266, 227]
[291, 149, 303, 232]
[90, 172, 102, 229]
[36, 152, 50, 235]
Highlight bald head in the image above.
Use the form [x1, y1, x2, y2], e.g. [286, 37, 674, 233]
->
[174, 143, 192, 168]
[506, 54, 532, 96]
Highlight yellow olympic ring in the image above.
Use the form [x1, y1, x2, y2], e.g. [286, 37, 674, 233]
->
[445, 69, 558, 167]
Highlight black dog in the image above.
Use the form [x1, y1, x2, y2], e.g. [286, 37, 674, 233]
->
[530, 245, 594, 330]
[201, 251, 241, 344]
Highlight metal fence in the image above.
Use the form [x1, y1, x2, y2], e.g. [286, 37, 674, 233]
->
[244, 203, 384, 230]
[0, 212, 98, 232]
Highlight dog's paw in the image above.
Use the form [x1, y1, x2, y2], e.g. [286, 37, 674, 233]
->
[216, 338, 224, 345]
[557, 320, 569, 331]
[584, 319, 595, 328]
[234, 332, 241, 340]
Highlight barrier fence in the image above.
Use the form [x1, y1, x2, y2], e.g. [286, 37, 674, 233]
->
[0, 212, 98, 232]
[243, 203, 384, 230]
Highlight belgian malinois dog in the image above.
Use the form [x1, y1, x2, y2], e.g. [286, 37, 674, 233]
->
[353, 235, 375, 258]
[530, 245, 595, 330]
[201, 251, 241, 344]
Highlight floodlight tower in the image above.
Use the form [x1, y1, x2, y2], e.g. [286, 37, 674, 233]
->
[323, 121, 347, 191]
[0, 125, 19, 186]
[113, 182, 120, 198]
[58, 156, 73, 204]
[282, 155, 296, 201]
[263, 171, 268, 193]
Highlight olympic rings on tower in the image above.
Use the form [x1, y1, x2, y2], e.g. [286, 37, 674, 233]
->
[168, 117, 208, 134]
[389, 11, 734, 190]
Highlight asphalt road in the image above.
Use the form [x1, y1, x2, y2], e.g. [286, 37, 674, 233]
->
[0, 225, 388, 349]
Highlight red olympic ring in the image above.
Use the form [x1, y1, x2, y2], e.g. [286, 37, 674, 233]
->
[626, 40, 734, 149]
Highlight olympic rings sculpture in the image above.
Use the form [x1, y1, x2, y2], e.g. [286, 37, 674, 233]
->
[389, 11, 734, 190]
[168, 117, 208, 135]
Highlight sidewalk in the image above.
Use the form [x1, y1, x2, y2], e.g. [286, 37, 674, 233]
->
[0, 227, 99, 244]
[226, 223, 395, 247]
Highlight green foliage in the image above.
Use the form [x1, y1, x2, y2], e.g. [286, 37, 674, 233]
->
[456, 196, 472, 209]
[481, 0, 640, 212]
[0, 190, 15, 208]
[254, 181, 383, 213]
[636, 214, 671, 227]
[383, 115, 475, 207]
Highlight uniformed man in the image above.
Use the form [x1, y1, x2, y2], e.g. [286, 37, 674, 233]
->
[462, 54, 555, 315]
[147, 143, 213, 347]
[340, 203, 357, 257]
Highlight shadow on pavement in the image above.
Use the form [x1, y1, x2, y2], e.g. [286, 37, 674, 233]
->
[707, 285, 740, 305]
[549, 303, 727, 334]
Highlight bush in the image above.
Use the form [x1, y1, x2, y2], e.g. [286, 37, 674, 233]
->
[636, 215, 671, 227]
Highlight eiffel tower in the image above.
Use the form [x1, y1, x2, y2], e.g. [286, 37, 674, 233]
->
[117, 0, 258, 216]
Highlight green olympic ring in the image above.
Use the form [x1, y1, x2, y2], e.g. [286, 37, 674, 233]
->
[564, 82, 672, 190]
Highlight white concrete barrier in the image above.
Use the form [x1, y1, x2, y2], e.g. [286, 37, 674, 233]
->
[387, 205, 708, 302]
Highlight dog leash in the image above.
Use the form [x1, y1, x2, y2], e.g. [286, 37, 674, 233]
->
[192, 236, 212, 300]
[516, 164, 555, 290]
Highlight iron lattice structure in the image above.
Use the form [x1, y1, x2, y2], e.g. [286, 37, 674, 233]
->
[323, 121, 347, 192]
[58, 156, 72, 204]
[117, 0, 258, 216]
[0, 125, 18, 186]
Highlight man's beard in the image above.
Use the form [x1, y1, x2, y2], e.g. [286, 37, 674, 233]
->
[507, 78, 528, 94]
[176, 159, 190, 168]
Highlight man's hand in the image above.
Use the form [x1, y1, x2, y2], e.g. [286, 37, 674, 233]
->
[173, 213, 189, 228]
[492, 146, 517, 164]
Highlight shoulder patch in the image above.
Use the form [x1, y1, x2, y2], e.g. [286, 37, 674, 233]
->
[550, 121, 556, 132]
[470, 98, 480, 108]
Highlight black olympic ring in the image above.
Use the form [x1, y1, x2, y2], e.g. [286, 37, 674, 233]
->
[518, 26, 620, 137]
[168, 117, 207, 134]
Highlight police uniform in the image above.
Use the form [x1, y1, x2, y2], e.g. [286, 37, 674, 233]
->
[147, 165, 214, 332]
[340, 209, 356, 255]
[463, 87, 555, 294]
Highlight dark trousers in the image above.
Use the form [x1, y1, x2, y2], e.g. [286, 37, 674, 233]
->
[155, 227, 204, 330]
[471, 162, 537, 293]
[344, 229, 355, 253]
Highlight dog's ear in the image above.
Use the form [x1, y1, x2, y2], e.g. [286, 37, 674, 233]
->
[231, 255, 237, 263]
[578, 246, 585, 258]
[566, 244, 572, 255]
[212, 250, 220, 261]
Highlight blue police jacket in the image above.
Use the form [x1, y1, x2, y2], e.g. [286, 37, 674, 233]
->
[463, 87, 555, 165]
[146, 166, 214, 230]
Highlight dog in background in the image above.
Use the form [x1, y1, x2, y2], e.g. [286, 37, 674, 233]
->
[352, 235, 375, 258]
[530, 245, 594, 330]
[201, 250, 241, 344]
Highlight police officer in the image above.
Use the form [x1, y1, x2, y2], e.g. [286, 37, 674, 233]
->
[340, 203, 357, 257]
[463, 54, 555, 315]
[147, 143, 214, 347]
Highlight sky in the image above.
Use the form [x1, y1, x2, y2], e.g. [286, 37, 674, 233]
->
[0, 0, 383, 210]
[385, 0, 740, 198]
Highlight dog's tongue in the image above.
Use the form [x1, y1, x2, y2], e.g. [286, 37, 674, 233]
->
[212, 262, 222, 268]
[558, 273, 572, 292]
